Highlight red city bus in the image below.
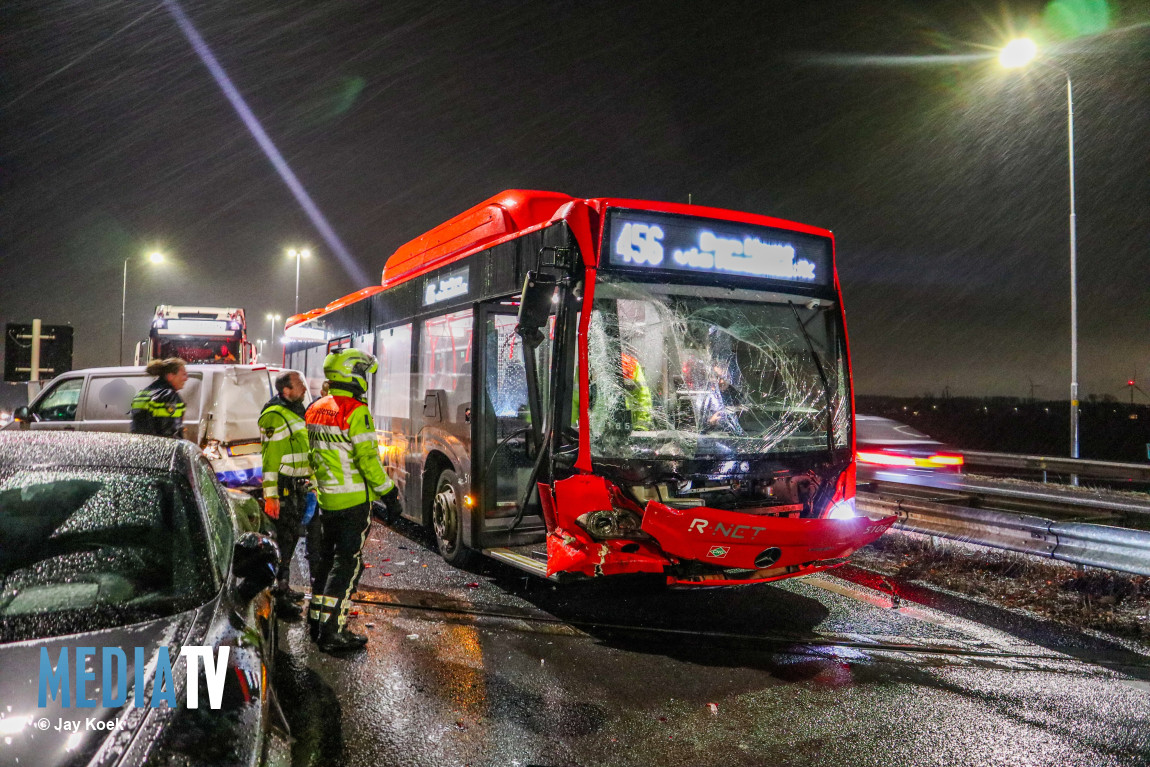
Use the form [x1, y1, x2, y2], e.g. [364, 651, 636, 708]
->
[284, 190, 894, 585]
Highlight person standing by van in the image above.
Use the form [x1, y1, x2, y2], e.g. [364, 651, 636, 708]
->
[259, 371, 313, 620]
[305, 349, 401, 653]
[130, 358, 188, 438]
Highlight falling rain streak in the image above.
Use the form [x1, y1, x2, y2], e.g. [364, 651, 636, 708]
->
[161, 0, 369, 288]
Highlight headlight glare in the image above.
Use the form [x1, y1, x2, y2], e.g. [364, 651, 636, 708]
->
[827, 498, 857, 520]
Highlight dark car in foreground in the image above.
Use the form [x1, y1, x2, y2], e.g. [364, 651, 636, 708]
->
[0, 432, 287, 767]
[855, 414, 964, 484]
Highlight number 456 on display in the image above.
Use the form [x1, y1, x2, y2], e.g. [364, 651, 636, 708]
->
[615, 222, 665, 266]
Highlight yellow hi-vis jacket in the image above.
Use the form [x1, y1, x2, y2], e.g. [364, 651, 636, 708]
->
[258, 396, 314, 499]
[305, 386, 394, 510]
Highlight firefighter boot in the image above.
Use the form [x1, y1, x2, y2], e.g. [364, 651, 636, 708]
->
[317, 599, 368, 653]
[307, 595, 331, 643]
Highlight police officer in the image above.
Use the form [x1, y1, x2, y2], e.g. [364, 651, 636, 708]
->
[259, 370, 314, 620]
[130, 358, 188, 438]
[305, 349, 401, 652]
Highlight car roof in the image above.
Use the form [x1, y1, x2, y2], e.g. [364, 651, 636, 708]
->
[855, 415, 941, 445]
[0, 432, 190, 473]
[49, 364, 292, 376]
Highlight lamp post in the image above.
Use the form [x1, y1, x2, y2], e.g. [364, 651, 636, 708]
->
[286, 248, 311, 316]
[266, 313, 281, 362]
[120, 251, 165, 365]
[1000, 38, 1079, 464]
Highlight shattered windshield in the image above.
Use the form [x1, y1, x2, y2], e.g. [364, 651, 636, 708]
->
[0, 468, 214, 642]
[584, 275, 850, 461]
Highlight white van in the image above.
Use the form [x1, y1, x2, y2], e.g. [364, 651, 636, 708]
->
[4, 364, 308, 493]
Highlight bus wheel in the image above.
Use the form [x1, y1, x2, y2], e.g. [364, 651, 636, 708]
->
[431, 469, 473, 566]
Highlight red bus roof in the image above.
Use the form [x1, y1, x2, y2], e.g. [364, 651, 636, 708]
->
[381, 189, 575, 289]
[287, 190, 834, 331]
[285, 285, 384, 330]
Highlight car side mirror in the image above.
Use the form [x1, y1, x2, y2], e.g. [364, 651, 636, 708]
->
[516, 271, 558, 349]
[231, 532, 280, 602]
[12, 406, 35, 428]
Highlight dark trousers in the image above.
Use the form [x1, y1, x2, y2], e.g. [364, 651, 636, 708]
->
[313, 501, 372, 604]
[303, 513, 324, 592]
[272, 477, 309, 593]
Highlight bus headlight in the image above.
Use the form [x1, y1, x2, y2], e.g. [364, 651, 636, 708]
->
[827, 498, 856, 520]
[575, 509, 646, 540]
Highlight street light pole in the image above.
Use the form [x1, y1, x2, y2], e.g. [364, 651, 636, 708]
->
[1000, 39, 1079, 466]
[266, 313, 281, 362]
[287, 248, 311, 316]
[120, 258, 128, 366]
[1064, 70, 1079, 462]
[120, 251, 165, 366]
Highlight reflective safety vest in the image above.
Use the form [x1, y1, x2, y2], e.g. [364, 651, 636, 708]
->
[621, 353, 653, 430]
[305, 387, 395, 511]
[129, 379, 186, 438]
[258, 396, 313, 499]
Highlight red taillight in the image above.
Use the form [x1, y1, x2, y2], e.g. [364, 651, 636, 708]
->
[856, 450, 963, 469]
[857, 450, 918, 467]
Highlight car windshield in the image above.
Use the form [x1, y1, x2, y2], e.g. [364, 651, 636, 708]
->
[585, 275, 850, 461]
[0, 468, 215, 643]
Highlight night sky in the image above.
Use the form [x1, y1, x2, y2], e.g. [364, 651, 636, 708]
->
[2, 0, 1147, 399]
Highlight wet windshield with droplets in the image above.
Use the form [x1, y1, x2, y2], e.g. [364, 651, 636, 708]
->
[0, 468, 214, 641]
[585, 275, 850, 460]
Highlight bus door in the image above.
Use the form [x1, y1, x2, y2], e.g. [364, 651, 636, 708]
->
[476, 303, 554, 536]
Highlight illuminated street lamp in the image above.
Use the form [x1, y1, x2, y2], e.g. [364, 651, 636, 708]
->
[1000, 37, 1080, 464]
[286, 248, 311, 316]
[120, 251, 165, 366]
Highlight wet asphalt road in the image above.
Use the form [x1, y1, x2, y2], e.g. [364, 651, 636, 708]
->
[273, 518, 1150, 767]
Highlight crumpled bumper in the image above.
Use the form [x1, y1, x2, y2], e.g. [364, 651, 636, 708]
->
[640, 500, 895, 584]
[543, 475, 895, 584]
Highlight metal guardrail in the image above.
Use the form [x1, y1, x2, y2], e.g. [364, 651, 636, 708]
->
[866, 476, 1150, 523]
[961, 450, 1150, 483]
[858, 489, 1150, 577]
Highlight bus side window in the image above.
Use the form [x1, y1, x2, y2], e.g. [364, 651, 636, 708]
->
[374, 324, 413, 433]
[419, 310, 472, 432]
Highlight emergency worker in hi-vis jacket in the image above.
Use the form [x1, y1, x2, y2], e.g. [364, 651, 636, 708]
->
[130, 358, 188, 438]
[304, 349, 401, 653]
[258, 370, 316, 620]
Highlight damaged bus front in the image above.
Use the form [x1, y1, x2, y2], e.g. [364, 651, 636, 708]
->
[518, 203, 894, 585]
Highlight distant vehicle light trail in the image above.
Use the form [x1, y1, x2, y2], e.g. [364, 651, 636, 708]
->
[163, 0, 369, 287]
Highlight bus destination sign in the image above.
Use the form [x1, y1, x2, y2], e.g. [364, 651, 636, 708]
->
[606, 209, 831, 285]
[423, 265, 469, 306]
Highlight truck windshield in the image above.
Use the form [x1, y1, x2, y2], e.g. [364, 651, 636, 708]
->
[156, 338, 241, 363]
[585, 275, 850, 461]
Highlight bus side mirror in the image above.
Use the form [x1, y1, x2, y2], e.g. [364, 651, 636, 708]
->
[516, 271, 558, 348]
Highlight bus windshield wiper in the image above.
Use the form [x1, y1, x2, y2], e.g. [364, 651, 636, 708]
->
[788, 303, 836, 459]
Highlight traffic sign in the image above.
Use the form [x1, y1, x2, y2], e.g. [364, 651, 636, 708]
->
[4, 321, 73, 383]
